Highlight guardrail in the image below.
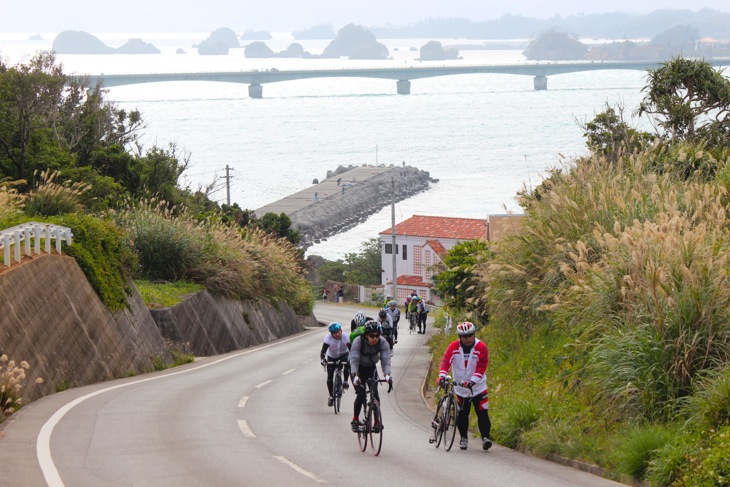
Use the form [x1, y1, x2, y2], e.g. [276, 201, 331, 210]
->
[0, 222, 74, 268]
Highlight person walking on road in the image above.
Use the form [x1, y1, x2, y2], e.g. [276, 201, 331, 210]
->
[437, 321, 492, 451]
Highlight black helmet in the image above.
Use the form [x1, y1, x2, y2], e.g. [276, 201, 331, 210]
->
[378, 309, 388, 319]
[364, 320, 381, 334]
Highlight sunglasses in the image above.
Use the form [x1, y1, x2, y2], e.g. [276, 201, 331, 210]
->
[367, 333, 381, 339]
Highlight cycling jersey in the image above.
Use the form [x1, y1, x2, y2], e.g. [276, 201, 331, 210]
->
[321, 332, 350, 359]
[439, 338, 489, 397]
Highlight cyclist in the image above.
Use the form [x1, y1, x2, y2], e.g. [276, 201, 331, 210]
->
[350, 311, 373, 332]
[437, 321, 492, 451]
[320, 322, 350, 407]
[349, 320, 393, 433]
[385, 300, 401, 344]
[382, 294, 393, 308]
[376, 308, 394, 350]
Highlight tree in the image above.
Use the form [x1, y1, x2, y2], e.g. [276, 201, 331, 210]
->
[257, 212, 301, 245]
[343, 238, 381, 286]
[581, 103, 653, 159]
[638, 58, 730, 145]
[431, 239, 491, 321]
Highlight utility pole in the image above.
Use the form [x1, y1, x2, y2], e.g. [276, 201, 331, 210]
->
[224, 165, 233, 207]
[391, 177, 397, 302]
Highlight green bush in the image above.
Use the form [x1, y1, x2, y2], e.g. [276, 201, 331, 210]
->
[496, 398, 543, 449]
[611, 423, 674, 480]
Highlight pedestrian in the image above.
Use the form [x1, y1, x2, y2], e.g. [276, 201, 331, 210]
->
[322, 288, 329, 301]
[314, 191, 319, 202]
[436, 321, 492, 451]
[337, 177, 342, 186]
[337, 285, 345, 303]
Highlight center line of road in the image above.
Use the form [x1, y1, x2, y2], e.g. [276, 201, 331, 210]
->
[237, 420, 256, 438]
[255, 380, 272, 388]
[237, 396, 249, 408]
[281, 368, 296, 375]
[274, 456, 326, 483]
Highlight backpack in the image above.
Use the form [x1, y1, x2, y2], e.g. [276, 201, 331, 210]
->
[350, 325, 365, 344]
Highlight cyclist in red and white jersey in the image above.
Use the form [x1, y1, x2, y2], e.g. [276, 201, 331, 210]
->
[437, 321, 492, 451]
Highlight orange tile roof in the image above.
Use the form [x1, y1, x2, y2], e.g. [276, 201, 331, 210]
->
[424, 239, 447, 256]
[379, 215, 487, 240]
[395, 275, 433, 288]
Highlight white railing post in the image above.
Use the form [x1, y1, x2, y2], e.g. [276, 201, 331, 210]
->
[54, 227, 62, 254]
[34, 226, 41, 254]
[44, 225, 51, 254]
[3, 234, 10, 266]
[23, 226, 31, 257]
[13, 231, 21, 263]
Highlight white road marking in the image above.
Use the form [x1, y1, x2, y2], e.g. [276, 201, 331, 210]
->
[237, 396, 249, 408]
[274, 456, 326, 483]
[255, 380, 272, 388]
[36, 328, 320, 487]
[237, 420, 256, 438]
[281, 368, 296, 375]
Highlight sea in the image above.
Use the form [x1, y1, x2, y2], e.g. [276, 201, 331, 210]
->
[0, 32, 661, 260]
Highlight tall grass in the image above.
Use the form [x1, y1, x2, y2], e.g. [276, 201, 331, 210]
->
[1, 355, 42, 422]
[24, 170, 90, 216]
[477, 144, 730, 480]
[114, 199, 313, 314]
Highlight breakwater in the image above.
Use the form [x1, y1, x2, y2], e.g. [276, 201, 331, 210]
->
[255, 164, 435, 245]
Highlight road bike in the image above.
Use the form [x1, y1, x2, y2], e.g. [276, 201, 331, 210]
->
[429, 376, 459, 451]
[354, 375, 393, 456]
[324, 358, 348, 414]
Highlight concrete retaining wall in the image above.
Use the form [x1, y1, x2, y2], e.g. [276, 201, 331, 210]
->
[0, 254, 318, 404]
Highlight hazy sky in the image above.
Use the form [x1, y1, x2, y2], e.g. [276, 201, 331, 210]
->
[4, 0, 730, 33]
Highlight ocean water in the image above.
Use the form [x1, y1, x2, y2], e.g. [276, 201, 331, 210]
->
[1, 32, 653, 260]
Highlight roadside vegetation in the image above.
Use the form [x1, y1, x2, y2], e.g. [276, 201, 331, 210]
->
[431, 58, 730, 485]
[0, 53, 314, 417]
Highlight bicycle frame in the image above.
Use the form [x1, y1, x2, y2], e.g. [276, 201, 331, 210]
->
[355, 376, 392, 456]
[430, 376, 460, 451]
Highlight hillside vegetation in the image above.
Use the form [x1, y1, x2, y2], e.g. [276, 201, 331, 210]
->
[432, 58, 730, 485]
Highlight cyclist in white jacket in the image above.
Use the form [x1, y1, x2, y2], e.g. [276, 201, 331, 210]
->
[437, 321, 492, 451]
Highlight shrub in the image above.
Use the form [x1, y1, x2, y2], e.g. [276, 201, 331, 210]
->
[611, 423, 673, 480]
[683, 366, 730, 430]
[1, 355, 42, 422]
[496, 398, 543, 449]
[24, 170, 90, 216]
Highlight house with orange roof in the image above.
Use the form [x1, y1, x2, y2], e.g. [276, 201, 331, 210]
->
[378, 214, 521, 305]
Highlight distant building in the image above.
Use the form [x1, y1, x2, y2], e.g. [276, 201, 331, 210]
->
[378, 214, 522, 305]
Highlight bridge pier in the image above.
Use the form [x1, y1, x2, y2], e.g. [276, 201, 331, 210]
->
[248, 83, 263, 99]
[533, 75, 547, 90]
[397, 80, 411, 95]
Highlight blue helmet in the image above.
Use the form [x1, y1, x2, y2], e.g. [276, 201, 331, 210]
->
[328, 322, 342, 333]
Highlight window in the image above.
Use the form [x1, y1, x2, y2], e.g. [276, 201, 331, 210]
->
[385, 243, 392, 254]
[402, 245, 407, 260]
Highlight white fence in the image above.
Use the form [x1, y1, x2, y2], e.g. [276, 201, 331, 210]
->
[0, 222, 74, 268]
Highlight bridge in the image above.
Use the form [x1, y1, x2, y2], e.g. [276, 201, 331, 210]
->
[83, 60, 730, 98]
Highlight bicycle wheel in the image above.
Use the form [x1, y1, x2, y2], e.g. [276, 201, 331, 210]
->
[443, 398, 458, 451]
[432, 397, 445, 447]
[333, 372, 342, 414]
[368, 400, 383, 456]
[357, 405, 368, 452]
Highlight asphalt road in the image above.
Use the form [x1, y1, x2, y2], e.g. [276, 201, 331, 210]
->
[0, 303, 624, 486]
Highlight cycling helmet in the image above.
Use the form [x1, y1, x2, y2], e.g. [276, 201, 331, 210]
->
[387, 300, 397, 307]
[328, 322, 342, 333]
[354, 312, 367, 327]
[412, 295, 420, 301]
[456, 321, 476, 336]
[364, 320, 381, 334]
[378, 309, 388, 319]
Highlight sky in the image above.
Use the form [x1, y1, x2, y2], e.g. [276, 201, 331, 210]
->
[3, 0, 730, 34]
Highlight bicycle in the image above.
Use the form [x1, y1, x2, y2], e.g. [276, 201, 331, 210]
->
[409, 312, 417, 334]
[429, 375, 459, 451]
[323, 358, 348, 414]
[354, 375, 393, 456]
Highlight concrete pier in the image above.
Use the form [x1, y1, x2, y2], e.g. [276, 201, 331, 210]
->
[255, 165, 434, 245]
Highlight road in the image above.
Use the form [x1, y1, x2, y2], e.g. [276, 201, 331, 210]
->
[0, 303, 623, 486]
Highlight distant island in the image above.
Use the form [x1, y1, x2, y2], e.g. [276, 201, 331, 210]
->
[52, 31, 160, 54]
